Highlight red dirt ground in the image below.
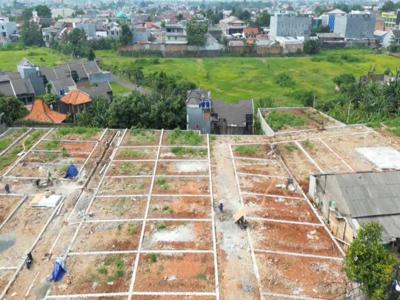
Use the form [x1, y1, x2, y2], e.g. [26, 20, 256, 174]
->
[99, 177, 151, 195]
[153, 178, 209, 195]
[89, 196, 148, 220]
[107, 161, 155, 176]
[243, 195, 319, 223]
[148, 196, 211, 219]
[256, 252, 347, 299]
[50, 254, 135, 295]
[236, 159, 289, 177]
[156, 161, 209, 176]
[142, 221, 213, 250]
[0, 196, 21, 224]
[252, 221, 342, 257]
[239, 175, 303, 198]
[135, 253, 215, 292]
[72, 221, 142, 252]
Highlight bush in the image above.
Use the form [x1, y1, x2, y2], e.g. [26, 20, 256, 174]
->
[303, 39, 321, 55]
[275, 73, 296, 88]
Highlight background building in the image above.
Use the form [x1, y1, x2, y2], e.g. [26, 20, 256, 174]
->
[269, 14, 312, 39]
[334, 12, 376, 39]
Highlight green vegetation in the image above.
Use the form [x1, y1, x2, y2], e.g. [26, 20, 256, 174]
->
[171, 147, 207, 157]
[196, 273, 208, 280]
[55, 127, 100, 139]
[119, 149, 146, 159]
[129, 129, 157, 145]
[97, 49, 400, 104]
[162, 205, 174, 214]
[235, 145, 260, 156]
[345, 223, 398, 300]
[0, 48, 69, 72]
[267, 111, 306, 131]
[0, 97, 29, 126]
[0, 128, 27, 152]
[95, 256, 126, 283]
[167, 130, 203, 145]
[275, 73, 296, 88]
[156, 178, 169, 190]
[111, 82, 131, 95]
[156, 223, 167, 231]
[284, 143, 298, 153]
[43, 140, 60, 150]
[149, 253, 159, 263]
[127, 224, 138, 236]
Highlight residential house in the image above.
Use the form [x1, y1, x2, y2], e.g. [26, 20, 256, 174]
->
[219, 16, 246, 39]
[0, 17, 17, 41]
[25, 99, 67, 124]
[381, 11, 400, 30]
[0, 72, 35, 104]
[317, 33, 346, 48]
[164, 23, 187, 44]
[334, 12, 376, 40]
[269, 14, 312, 40]
[60, 89, 92, 120]
[276, 36, 304, 53]
[309, 170, 400, 247]
[186, 89, 253, 135]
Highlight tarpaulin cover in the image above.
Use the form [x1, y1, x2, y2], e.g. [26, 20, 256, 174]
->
[49, 258, 67, 282]
[64, 164, 78, 179]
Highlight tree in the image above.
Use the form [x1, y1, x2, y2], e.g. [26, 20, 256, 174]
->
[382, 0, 396, 12]
[35, 5, 51, 18]
[42, 93, 57, 107]
[333, 73, 356, 88]
[0, 97, 28, 126]
[119, 24, 133, 47]
[293, 90, 315, 107]
[255, 11, 271, 28]
[345, 223, 397, 299]
[21, 22, 44, 47]
[186, 20, 208, 46]
[77, 97, 110, 127]
[87, 48, 96, 61]
[303, 39, 321, 55]
[21, 8, 33, 23]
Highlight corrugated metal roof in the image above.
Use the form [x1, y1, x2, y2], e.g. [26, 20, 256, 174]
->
[334, 171, 400, 218]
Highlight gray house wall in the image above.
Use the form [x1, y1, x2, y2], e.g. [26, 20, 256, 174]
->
[334, 13, 375, 39]
[186, 106, 211, 134]
[270, 15, 312, 39]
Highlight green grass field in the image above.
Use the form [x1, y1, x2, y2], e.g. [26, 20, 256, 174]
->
[110, 82, 131, 95]
[0, 48, 69, 71]
[97, 49, 400, 104]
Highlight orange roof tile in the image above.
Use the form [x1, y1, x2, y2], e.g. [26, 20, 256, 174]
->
[25, 99, 67, 124]
[61, 89, 92, 106]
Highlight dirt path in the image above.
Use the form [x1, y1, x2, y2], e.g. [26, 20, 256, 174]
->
[211, 139, 261, 300]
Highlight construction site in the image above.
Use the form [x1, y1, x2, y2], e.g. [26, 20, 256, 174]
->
[0, 112, 399, 299]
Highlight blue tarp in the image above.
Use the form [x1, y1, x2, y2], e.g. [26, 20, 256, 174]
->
[64, 164, 78, 179]
[49, 258, 67, 282]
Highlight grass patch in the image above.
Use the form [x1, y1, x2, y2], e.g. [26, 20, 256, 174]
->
[303, 139, 314, 150]
[267, 111, 307, 131]
[156, 178, 169, 189]
[43, 140, 60, 150]
[162, 205, 174, 214]
[149, 253, 159, 263]
[167, 129, 203, 146]
[127, 224, 138, 236]
[171, 147, 207, 157]
[111, 82, 131, 95]
[55, 127, 100, 139]
[156, 223, 167, 230]
[196, 273, 208, 280]
[275, 73, 295, 88]
[284, 143, 298, 153]
[129, 129, 157, 145]
[235, 145, 260, 156]
[119, 149, 146, 159]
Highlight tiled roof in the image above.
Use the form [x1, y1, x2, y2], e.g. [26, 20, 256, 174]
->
[61, 89, 92, 105]
[25, 99, 67, 124]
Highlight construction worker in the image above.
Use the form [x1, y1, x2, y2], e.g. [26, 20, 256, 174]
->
[218, 201, 224, 213]
[4, 183, 10, 194]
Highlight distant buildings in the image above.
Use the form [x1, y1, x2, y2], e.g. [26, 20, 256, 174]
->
[0, 17, 17, 44]
[164, 23, 187, 45]
[269, 14, 312, 39]
[381, 11, 400, 30]
[320, 9, 346, 32]
[219, 16, 246, 39]
[334, 12, 376, 40]
[186, 89, 253, 135]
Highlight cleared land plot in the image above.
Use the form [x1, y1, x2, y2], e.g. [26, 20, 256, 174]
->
[90, 196, 147, 220]
[107, 161, 155, 176]
[115, 147, 157, 160]
[35, 140, 95, 153]
[252, 221, 342, 257]
[153, 177, 209, 195]
[299, 139, 351, 173]
[148, 196, 211, 219]
[0, 202, 53, 267]
[122, 129, 161, 146]
[276, 142, 319, 191]
[0, 128, 28, 153]
[163, 130, 206, 146]
[48, 127, 102, 141]
[50, 254, 135, 295]
[0, 270, 14, 292]
[239, 174, 302, 198]
[72, 221, 142, 252]
[8, 162, 76, 178]
[264, 108, 337, 133]
[142, 221, 213, 250]
[99, 177, 151, 195]
[232, 144, 271, 159]
[0, 195, 23, 224]
[235, 158, 289, 177]
[257, 253, 346, 299]
[135, 253, 215, 292]
[157, 161, 209, 176]
[132, 297, 215, 300]
[243, 195, 319, 223]
[22, 150, 86, 164]
[321, 132, 387, 172]
[160, 147, 208, 160]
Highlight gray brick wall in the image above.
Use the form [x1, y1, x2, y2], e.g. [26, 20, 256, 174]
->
[270, 15, 312, 39]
